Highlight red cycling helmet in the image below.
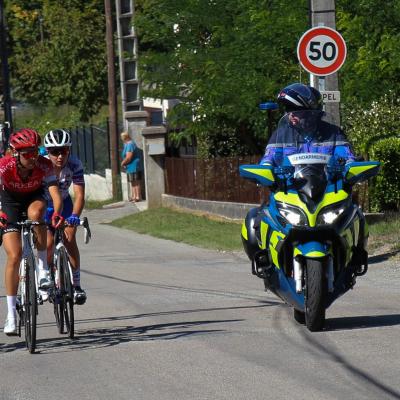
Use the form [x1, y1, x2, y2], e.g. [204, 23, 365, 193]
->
[9, 128, 41, 150]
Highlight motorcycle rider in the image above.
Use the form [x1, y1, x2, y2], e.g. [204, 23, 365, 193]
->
[260, 82, 355, 166]
[243, 83, 367, 277]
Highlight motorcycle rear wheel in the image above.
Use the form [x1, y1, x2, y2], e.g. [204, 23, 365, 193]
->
[305, 259, 327, 332]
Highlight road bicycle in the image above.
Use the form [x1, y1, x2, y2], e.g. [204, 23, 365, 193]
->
[15, 219, 46, 354]
[49, 217, 91, 339]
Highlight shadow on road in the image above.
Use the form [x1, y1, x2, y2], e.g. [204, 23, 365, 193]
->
[369, 249, 400, 264]
[271, 309, 400, 400]
[82, 269, 282, 303]
[325, 314, 400, 331]
[0, 302, 275, 354]
[0, 318, 240, 355]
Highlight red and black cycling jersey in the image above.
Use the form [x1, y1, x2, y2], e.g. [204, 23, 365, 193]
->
[0, 155, 57, 193]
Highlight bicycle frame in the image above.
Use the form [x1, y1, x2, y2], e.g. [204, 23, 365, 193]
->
[18, 224, 37, 314]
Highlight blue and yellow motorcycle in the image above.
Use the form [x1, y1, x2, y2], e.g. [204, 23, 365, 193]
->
[240, 141, 380, 332]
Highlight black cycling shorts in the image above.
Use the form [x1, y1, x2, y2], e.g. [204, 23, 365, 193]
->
[0, 188, 46, 233]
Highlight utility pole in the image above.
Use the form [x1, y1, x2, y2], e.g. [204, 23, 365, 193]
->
[104, 0, 122, 200]
[309, 0, 341, 125]
[0, 0, 13, 141]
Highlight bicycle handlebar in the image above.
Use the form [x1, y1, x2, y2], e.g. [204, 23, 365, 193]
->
[55, 216, 92, 244]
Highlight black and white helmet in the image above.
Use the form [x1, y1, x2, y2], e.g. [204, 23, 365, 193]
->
[277, 83, 323, 112]
[44, 129, 72, 147]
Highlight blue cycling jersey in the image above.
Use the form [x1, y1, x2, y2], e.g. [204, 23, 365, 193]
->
[259, 118, 355, 166]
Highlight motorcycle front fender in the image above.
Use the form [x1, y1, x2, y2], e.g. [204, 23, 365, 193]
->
[294, 241, 330, 258]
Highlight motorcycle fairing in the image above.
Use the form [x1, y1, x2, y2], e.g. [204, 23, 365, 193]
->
[241, 222, 249, 240]
[275, 272, 305, 311]
[273, 189, 349, 227]
[260, 220, 269, 249]
[269, 229, 286, 268]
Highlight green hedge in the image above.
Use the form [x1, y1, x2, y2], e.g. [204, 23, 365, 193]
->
[370, 137, 400, 211]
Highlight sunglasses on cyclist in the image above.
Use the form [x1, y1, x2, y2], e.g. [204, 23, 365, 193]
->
[48, 147, 69, 156]
[19, 148, 38, 159]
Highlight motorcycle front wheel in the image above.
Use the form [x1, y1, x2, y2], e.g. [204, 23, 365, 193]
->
[305, 259, 327, 332]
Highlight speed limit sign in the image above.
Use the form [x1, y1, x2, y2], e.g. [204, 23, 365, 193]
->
[297, 26, 347, 76]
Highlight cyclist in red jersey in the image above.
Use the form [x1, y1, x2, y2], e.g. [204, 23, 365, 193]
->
[0, 128, 64, 335]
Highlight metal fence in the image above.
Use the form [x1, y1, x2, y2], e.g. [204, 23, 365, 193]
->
[69, 125, 110, 176]
[165, 156, 268, 204]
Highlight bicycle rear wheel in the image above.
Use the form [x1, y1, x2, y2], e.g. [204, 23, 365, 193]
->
[24, 257, 37, 353]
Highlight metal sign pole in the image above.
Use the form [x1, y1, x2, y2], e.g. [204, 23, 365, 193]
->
[310, 0, 341, 125]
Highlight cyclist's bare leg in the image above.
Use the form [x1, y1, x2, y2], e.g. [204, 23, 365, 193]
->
[28, 199, 52, 290]
[46, 229, 55, 266]
[3, 232, 22, 331]
[64, 226, 86, 304]
[64, 226, 80, 270]
[3, 232, 22, 296]
[28, 199, 46, 251]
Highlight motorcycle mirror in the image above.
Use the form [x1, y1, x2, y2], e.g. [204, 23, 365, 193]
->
[239, 164, 275, 187]
[259, 102, 279, 111]
[344, 161, 381, 185]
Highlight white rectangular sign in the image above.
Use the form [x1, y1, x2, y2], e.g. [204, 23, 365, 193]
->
[288, 153, 331, 165]
[321, 91, 340, 103]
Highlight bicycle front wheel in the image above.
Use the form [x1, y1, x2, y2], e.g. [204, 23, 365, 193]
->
[24, 257, 37, 353]
[56, 248, 74, 338]
[63, 260, 74, 339]
[52, 260, 64, 335]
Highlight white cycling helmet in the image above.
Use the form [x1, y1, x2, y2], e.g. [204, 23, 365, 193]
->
[44, 129, 72, 147]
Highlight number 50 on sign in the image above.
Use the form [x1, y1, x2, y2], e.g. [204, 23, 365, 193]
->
[297, 26, 347, 76]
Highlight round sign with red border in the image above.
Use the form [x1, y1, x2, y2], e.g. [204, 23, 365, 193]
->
[297, 26, 347, 76]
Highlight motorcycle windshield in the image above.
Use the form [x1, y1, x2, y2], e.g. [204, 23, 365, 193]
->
[272, 110, 336, 167]
[285, 151, 330, 201]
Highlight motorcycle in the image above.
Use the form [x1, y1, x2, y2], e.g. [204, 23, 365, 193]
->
[240, 111, 380, 331]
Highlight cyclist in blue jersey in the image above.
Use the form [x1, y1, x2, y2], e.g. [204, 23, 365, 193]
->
[43, 129, 87, 305]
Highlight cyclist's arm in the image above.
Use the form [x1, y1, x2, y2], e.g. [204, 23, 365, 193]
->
[48, 183, 63, 214]
[71, 183, 85, 217]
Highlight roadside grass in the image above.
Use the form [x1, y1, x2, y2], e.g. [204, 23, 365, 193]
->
[109, 207, 399, 256]
[110, 207, 243, 251]
[368, 214, 400, 254]
[84, 198, 118, 210]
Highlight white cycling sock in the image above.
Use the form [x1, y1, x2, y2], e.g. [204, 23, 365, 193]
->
[7, 296, 17, 319]
[37, 249, 48, 272]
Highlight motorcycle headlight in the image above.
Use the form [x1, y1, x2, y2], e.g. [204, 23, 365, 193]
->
[317, 204, 345, 225]
[277, 204, 308, 226]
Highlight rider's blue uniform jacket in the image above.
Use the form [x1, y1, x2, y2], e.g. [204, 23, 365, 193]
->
[259, 118, 355, 166]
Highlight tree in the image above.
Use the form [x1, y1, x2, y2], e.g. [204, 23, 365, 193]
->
[135, 0, 308, 157]
[6, 1, 108, 121]
[337, 0, 400, 106]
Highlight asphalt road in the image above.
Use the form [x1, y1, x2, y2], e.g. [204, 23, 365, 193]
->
[0, 205, 399, 400]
